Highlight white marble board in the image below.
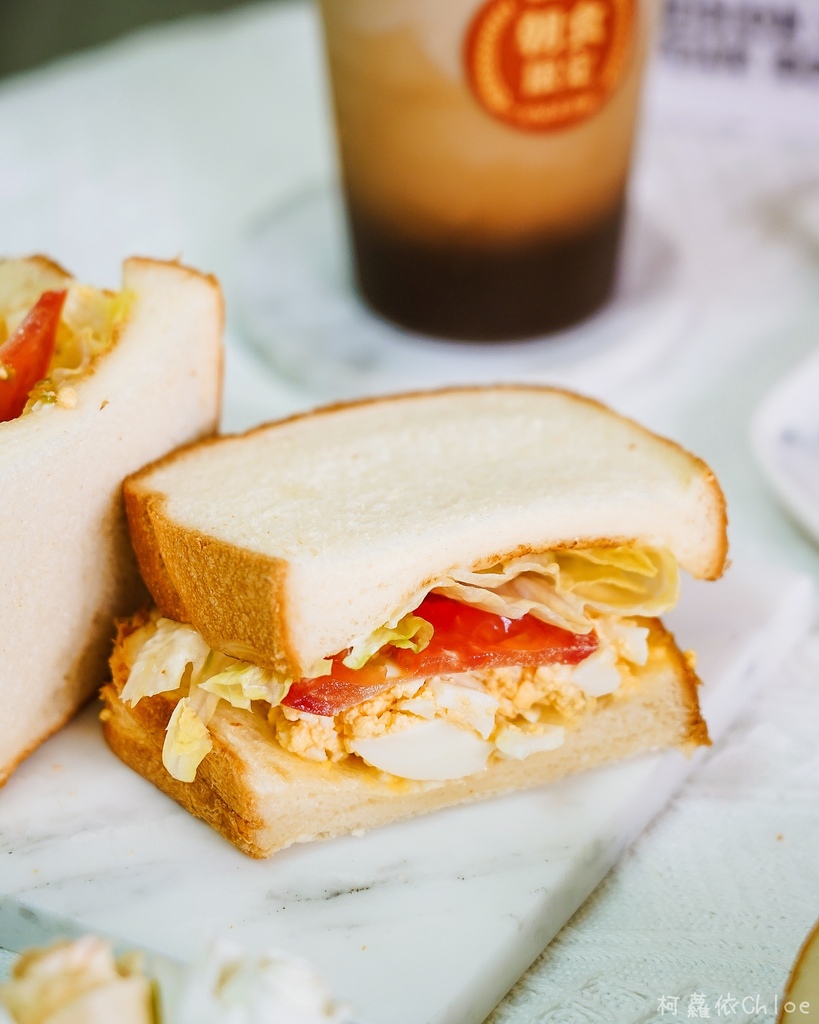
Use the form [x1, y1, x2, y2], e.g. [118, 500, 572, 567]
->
[0, 558, 813, 1024]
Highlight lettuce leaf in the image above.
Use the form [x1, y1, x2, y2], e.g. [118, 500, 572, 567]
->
[199, 662, 291, 711]
[123, 627, 293, 783]
[432, 546, 678, 635]
[162, 694, 215, 783]
[342, 613, 433, 670]
[23, 285, 134, 412]
[121, 619, 210, 706]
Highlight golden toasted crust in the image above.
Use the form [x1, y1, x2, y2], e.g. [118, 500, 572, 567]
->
[124, 255, 221, 290]
[4, 254, 74, 278]
[101, 615, 709, 858]
[122, 492, 294, 675]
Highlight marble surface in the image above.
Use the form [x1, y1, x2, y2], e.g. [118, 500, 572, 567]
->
[0, 559, 813, 1024]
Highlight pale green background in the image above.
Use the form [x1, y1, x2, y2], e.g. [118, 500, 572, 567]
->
[0, 0, 259, 78]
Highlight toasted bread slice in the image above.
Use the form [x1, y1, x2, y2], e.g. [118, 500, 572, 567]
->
[123, 387, 727, 679]
[101, 616, 708, 858]
[0, 257, 223, 784]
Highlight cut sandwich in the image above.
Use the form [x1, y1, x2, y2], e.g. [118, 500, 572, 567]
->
[0, 256, 222, 784]
[101, 386, 727, 857]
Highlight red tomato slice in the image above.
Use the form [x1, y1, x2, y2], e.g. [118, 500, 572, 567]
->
[0, 290, 67, 422]
[282, 593, 598, 717]
[282, 660, 389, 717]
[393, 594, 598, 674]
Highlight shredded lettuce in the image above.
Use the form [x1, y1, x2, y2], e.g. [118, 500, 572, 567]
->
[123, 625, 291, 782]
[200, 662, 291, 711]
[121, 619, 209, 706]
[162, 693, 215, 783]
[60, 286, 132, 359]
[23, 285, 134, 413]
[342, 613, 433, 670]
[432, 546, 679, 634]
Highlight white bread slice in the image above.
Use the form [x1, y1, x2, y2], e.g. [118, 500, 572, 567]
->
[0, 257, 223, 785]
[0, 254, 73, 308]
[123, 387, 727, 678]
[101, 615, 708, 858]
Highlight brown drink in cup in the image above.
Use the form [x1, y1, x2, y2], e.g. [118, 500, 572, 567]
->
[318, 0, 652, 340]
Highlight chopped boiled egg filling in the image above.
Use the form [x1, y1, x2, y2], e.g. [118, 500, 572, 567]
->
[267, 617, 648, 780]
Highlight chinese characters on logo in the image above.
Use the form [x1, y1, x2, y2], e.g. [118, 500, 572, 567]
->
[517, 1, 607, 96]
[464, 0, 634, 131]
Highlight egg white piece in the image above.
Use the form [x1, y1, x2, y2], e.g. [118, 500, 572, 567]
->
[495, 723, 565, 760]
[569, 647, 622, 697]
[427, 679, 499, 738]
[395, 679, 499, 738]
[347, 719, 492, 781]
[614, 623, 649, 665]
[593, 618, 650, 666]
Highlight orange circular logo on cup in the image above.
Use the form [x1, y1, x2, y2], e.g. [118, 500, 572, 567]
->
[464, 0, 635, 132]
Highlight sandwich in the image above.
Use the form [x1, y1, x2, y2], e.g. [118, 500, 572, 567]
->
[0, 937, 154, 1024]
[101, 386, 727, 858]
[0, 256, 222, 785]
[0, 935, 350, 1024]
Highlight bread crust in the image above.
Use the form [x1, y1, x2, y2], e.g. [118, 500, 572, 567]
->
[0, 253, 73, 278]
[123, 386, 728, 678]
[101, 615, 709, 858]
[122, 493, 294, 676]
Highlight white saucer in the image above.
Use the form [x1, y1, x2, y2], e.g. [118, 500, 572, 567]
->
[752, 345, 819, 546]
[235, 183, 689, 402]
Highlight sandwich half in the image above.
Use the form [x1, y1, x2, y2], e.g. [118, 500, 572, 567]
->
[101, 386, 727, 857]
[0, 256, 222, 784]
